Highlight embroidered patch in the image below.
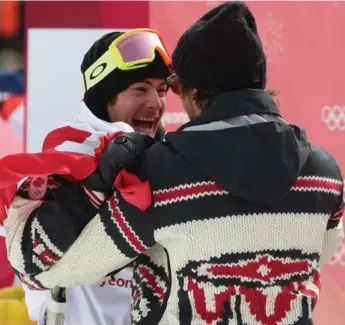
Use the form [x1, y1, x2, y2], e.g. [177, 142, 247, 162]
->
[28, 177, 48, 200]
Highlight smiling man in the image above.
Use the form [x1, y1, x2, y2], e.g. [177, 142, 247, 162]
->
[105, 78, 167, 135]
[5, 29, 172, 325]
[82, 31, 170, 137]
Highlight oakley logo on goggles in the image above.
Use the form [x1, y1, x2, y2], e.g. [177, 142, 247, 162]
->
[83, 28, 172, 92]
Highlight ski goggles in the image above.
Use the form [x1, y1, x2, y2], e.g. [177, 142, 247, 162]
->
[83, 28, 172, 92]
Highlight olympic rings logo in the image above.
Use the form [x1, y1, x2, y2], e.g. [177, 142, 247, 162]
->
[321, 105, 345, 131]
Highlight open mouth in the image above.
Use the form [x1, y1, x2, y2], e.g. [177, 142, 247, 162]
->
[132, 117, 158, 135]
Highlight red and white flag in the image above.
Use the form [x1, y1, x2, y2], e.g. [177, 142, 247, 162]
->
[0, 102, 137, 231]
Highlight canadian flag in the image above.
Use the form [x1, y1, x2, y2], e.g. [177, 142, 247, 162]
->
[0, 124, 121, 231]
[0, 102, 151, 231]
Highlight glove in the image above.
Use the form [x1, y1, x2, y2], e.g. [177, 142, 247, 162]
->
[84, 132, 155, 193]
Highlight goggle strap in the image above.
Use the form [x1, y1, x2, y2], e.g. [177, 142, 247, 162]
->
[83, 50, 118, 92]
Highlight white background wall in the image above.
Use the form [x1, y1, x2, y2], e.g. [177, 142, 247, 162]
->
[26, 28, 127, 152]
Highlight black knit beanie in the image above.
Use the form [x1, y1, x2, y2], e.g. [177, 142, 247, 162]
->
[172, 1, 266, 93]
[81, 32, 171, 121]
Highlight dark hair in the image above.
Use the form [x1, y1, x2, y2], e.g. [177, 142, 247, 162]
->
[181, 84, 279, 110]
[180, 84, 212, 110]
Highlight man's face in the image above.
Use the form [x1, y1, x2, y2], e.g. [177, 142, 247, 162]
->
[166, 74, 201, 121]
[181, 91, 199, 120]
[107, 78, 168, 137]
